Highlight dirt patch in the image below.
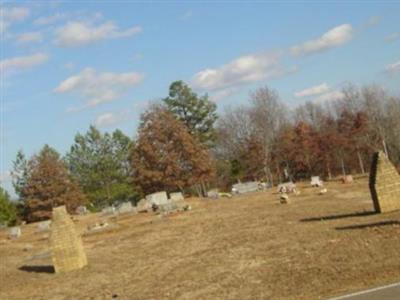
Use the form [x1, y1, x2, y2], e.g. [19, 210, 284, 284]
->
[1, 178, 399, 300]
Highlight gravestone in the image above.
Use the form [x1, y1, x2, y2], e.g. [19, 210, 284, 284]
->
[136, 198, 152, 212]
[146, 191, 169, 205]
[277, 182, 297, 194]
[280, 194, 290, 204]
[37, 220, 51, 231]
[369, 151, 400, 213]
[49, 206, 87, 273]
[116, 202, 136, 214]
[310, 176, 323, 187]
[101, 206, 116, 216]
[319, 188, 328, 195]
[8, 226, 21, 239]
[207, 189, 219, 199]
[342, 175, 354, 184]
[232, 181, 260, 194]
[154, 202, 179, 214]
[170, 192, 184, 202]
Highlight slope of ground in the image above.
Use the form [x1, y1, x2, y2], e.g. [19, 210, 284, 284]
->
[1, 178, 400, 300]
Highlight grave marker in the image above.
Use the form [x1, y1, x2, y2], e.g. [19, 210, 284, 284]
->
[369, 151, 400, 213]
[310, 176, 323, 187]
[8, 226, 21, 239]
[232, 181, 260, 194]
[170, 192, 184, 202]
[49, 206, 87, 273]
[146, 191, 169, 205]
[116, 202, 136, 214]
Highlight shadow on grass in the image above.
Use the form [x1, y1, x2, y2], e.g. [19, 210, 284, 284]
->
[336, 220, 400, 231]
[19, 265, 55, 274]
[300, 211, 376, 222]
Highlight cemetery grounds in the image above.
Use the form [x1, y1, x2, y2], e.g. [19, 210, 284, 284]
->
[1, 176, 400, 300]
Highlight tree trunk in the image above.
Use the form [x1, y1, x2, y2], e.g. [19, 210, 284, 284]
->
[275, 161, 282, 183]
[356, 149, 365, 174]
[326, 158, 332, 180]
[267, 166, 274, 187]
[105, 182, 111, 205]
[194, 184, 202, 197]
[200, 181, 207, 197]
[341, 157, 346, 176]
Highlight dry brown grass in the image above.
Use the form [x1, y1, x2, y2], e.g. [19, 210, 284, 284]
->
[1, 178, 400, 300]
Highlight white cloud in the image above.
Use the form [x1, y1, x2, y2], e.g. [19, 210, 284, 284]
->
[210, 88, 238, 102]
[94, 113, 118, 127]
[55, 67, 144, 110]
[295, 83, 330, 98]
[385, 60, 400, 74]
[294, 83, 344, 102]
[54, 21, 142, 47]
[34, 12, 67, 25]
[0, 53, 49, 72]
[94, 112, 126, 127]
[16, 31, 43, 44]
[0, 6, 30, 33]
[314, 90, 344, 102]
[385, 32, 400, 42]
[291, 24, 353, 56]
[192, 52, 293, 90]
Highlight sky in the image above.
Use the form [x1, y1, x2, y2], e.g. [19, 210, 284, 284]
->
[1, 1, 399, 197]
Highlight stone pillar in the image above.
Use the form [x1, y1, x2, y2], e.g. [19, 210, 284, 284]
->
[369, 151, 400, 213]
[50, 206, 88, 273]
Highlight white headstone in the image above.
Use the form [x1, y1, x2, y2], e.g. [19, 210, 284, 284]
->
[277, 182, 296, 194]
[101, 206, 116, 216]
[9, 226, 21, 239]
[116, 202, 135, 214]
[146, 191, 169, 205]
[207, 189, 219, 199]
[170, 192, 184, 202]
[311, 176, 323, 187]
[136, 198, 152, 212]
[232, 181, 260, 194]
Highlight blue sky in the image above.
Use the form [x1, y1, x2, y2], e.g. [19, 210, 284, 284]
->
[1, 1, 399, 197]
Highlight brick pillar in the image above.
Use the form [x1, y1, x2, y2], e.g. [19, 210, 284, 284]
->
[50, 206, 88, 273]
[369, 151, 400, 213]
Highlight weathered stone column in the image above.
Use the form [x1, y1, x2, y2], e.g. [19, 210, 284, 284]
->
[50, 206, 88, 273]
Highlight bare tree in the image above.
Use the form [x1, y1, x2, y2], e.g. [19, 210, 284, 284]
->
[248, 86, 287, 185]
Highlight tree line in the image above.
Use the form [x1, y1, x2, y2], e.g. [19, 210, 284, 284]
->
[215, 83, 399, 188]
[1, 81, 399, 224]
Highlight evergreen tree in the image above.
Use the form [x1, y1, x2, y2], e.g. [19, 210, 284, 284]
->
[163, 80, 218, 145]
[11, 150, 28, 200]
[67, 126, 138, 208]
[0, 187, 17, 226]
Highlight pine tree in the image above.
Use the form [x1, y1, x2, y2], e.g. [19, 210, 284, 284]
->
[0, 187, 17, 226]
[67, 126, 139, 208]
[163, 81, 218, 145]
